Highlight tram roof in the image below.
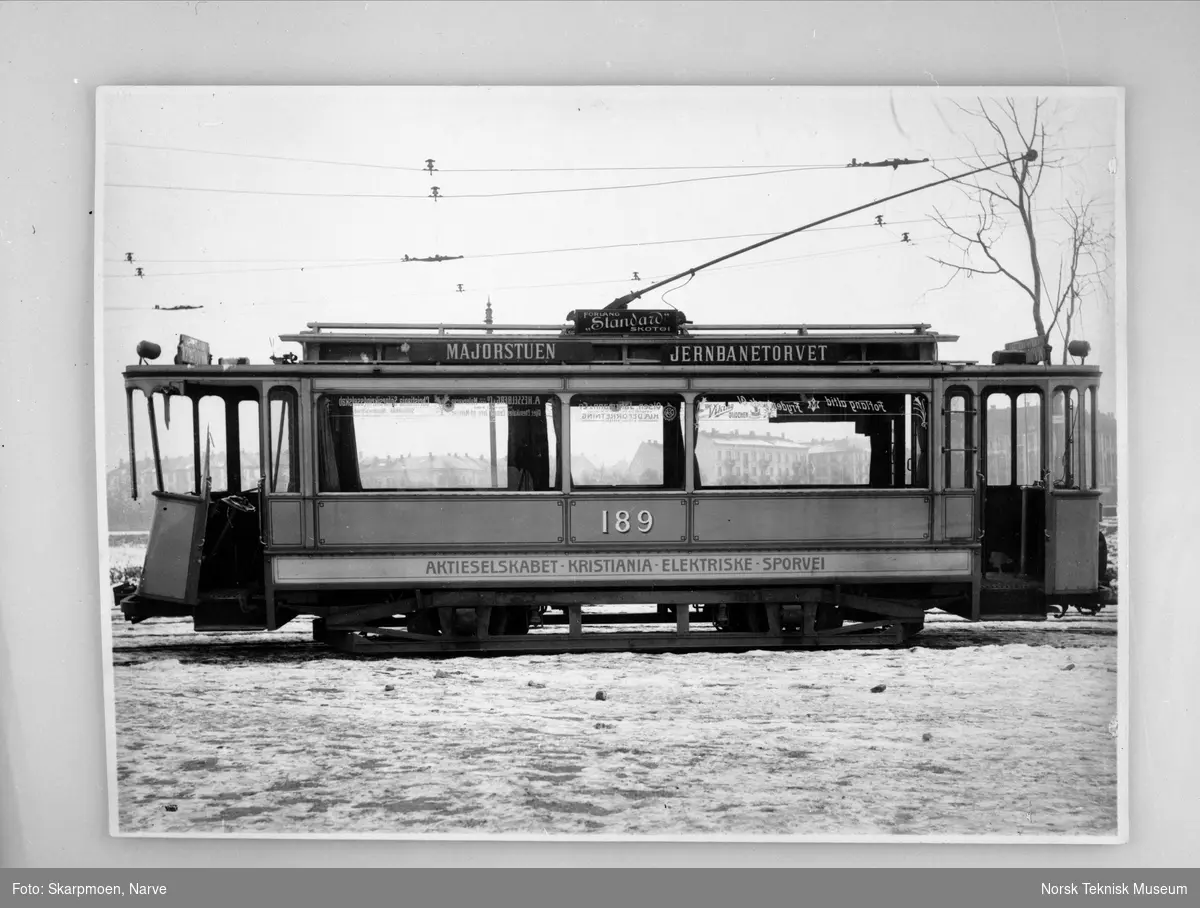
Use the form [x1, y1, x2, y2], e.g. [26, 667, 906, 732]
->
[122, 318, 1101, 378]
[271, 320, 961, 367]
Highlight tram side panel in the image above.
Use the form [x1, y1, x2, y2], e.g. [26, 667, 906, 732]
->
[268, 383, 981, 628]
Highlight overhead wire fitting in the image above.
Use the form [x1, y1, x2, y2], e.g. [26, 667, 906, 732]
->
[847, 157, 931, 169]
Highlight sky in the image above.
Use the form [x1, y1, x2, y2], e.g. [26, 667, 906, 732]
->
[97, 86, 1121, 468]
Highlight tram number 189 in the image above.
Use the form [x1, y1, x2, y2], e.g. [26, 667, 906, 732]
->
[601, 509, 654, 534]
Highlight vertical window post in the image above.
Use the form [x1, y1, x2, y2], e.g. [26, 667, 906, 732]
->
[191, 396, 201, 496]
[126, 387, 139, 500]
[146, 393, 164, 492]
[224, 398, 241, 492]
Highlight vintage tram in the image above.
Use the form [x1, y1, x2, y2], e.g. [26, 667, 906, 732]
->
[113, 313, 1114, 655]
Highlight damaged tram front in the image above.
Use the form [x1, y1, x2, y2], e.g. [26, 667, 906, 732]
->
[114, 315, 1115, 655]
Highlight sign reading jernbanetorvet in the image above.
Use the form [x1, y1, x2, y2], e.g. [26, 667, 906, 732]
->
[405, 340, 594, 364]
[661, 342, 849, 365]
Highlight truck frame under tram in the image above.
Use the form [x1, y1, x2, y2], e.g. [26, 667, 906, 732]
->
[114, 316, 1115, 656]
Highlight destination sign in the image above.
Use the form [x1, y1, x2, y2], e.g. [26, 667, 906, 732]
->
[274, 549, 973, 585]
[174, 334, 211, 366]
[661, 342, 850, 365]
[572, 308, 686, 335]
[405, 340, 594, 364]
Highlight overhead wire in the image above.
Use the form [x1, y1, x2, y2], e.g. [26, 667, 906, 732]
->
[105, 233, 923, 308]
[105, 164, 836, 201]
[108, 140, 1115, 173]
[103, 200, 1113, 278]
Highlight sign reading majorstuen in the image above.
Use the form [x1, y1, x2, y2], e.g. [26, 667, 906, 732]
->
[405, 341, 594, 364]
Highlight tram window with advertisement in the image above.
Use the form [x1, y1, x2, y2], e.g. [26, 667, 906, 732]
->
[316, 393, 560, 492]
[692, 392, 929, 489]
[569, 396, 685, 489]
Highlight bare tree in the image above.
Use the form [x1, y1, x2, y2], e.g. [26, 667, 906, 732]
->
[1045, 198, 1112, 363]
[927, 98, 1110, 363]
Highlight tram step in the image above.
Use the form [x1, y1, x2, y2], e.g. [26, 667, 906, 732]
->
[194, 592, 267, 632]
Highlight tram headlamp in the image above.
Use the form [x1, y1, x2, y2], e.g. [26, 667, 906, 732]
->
[136, 340, 161, 363]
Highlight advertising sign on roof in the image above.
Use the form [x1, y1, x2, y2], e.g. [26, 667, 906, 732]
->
[174, 334, 211, 366]
[1003, 336, 1051, 363]
[572, 309, 685, 335]
[1004, 336, 1045, 352]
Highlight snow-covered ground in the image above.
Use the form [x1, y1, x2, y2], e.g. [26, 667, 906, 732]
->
[105, 544, 1119, 838]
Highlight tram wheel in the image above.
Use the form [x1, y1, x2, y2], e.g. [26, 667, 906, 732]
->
[484, 605, 529, 636]
[727, 603, 768, 633]
[407, 608, 441, 636]
[816, 604, 844, 632]
[506, 606, 531, 635]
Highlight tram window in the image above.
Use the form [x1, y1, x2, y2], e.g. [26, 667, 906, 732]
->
[945, 390, 973, 489]
[1052, 386, 1090, 490]
[1014, 392, 1041, 485]
[238, 400, 261, 491]
[984, 395, 1012, 486]
[693, 393, 929, 489]
[1052, 388, 1072, 487]
[268, 388, 299, 493]
[1082, 387, 1096, 489]
[131, 390, 197, 494]
[570, 396, 685, 489]
[316, 393, 560, 492]
[1070, 388, 1090, 489]
[984, 390, 1043, 487]
[197, 396, 228, 492]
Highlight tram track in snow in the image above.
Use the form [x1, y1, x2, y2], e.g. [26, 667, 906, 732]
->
[108, 608, 1117, 664]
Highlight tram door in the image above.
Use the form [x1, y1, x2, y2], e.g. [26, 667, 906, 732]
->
[133, 383, 266, 620]
[1045, 384, 1102, 595]
[261, 383, 304, 628]
[979, 387, 1046, 584]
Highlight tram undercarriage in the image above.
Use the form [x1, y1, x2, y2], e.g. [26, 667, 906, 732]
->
[296, 584, 950, 656]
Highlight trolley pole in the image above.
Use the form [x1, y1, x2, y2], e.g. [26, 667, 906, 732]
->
[486, 298, 499, 489]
